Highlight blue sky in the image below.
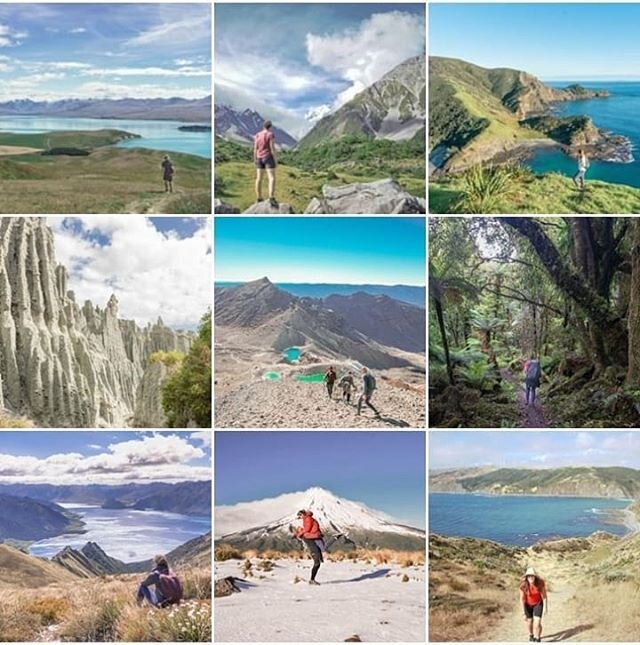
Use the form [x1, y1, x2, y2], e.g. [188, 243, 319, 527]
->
[430, 4, 640, 80]
[216, 431, 425, 528]
[0, 3, 211, 101]
[48, 217, 211, 330]
[0, 431, 211, 484]
[215, 3, 425, 136]
[430, 431, 640, 470]
[214, 217, 426, 285]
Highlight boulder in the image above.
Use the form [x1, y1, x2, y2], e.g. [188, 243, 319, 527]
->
[304, 179, 426, 214]
[214, 198, 240, 214]
[242, 200, 294, 214]
[215, 576, 243, 597]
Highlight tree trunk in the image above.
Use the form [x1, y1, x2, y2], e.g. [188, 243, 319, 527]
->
[434, 296, 454, 385]
[626, 220, 640, 385]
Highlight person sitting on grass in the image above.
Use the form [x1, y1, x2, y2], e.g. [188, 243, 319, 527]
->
[137, 555, 183, 608]
[519, 566, 548, 643]
[161, 155, 175, 193]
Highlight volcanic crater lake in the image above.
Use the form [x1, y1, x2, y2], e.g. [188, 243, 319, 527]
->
[0, 115, 211, 158]
[429, 493, 634, 546]
[29, 503, 211, 562]
[527, 81, 640, 188]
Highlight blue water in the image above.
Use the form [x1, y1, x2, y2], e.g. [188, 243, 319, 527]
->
[527, 81, 640, 188]
[284, 347, 301, 361]
[430, 493, 632, 546]
[29, 503, 211, 562]
[0, 115, 211, 158]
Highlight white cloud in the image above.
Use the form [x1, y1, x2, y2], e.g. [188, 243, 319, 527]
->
[306, 11, 424, 110]
[190, 431, 211, 448]
[128, 15, 210, 48]
[0, 434, 210, 485]
[82, 65, 210, 78]
[70, 27, 87, 34]
[0, 23, 27, 47]
[48, 217, 212, 330]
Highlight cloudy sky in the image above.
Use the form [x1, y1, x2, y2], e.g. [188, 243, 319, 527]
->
[215, 3, 425, 137]
[0, 431, 211, 485]
[0, 3, 211, 101]
[430, 431, 640, 471]
[47, 217, 211, 330]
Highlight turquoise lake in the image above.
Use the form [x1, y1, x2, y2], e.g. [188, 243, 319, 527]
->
[0, 115, 211, 158]
[284, 347, 301, 361]
[527, 81, 640, 188]
[429, 493, 633, 546]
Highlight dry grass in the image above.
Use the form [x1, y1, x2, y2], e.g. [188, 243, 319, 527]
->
[0, 412, 34, 428]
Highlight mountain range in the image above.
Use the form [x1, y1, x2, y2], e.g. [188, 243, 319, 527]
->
[215, 277, 425, 368]
[214, 104, 297, 147]
[216, 487, 425, 552]
[0, 96, 212, 122]
[430, 466, 640, 499]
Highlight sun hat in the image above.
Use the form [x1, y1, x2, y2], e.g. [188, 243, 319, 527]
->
[525, 567, 537, 577]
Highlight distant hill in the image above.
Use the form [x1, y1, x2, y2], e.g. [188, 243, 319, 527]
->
[0, 96, 212, 122]
[0, 494, 84, 541]
[430, 466, 640, 498]
[299, 55, 426, 148]
[215, 281, 425, 307]
[215, 104, 297, 148]
[0, 544, 78, 588]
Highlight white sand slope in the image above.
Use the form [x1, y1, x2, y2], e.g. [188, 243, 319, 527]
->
[215, 558, 426, 642]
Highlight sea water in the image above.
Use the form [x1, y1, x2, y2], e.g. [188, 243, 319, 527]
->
[527, 81, 640, 188]
[29, 503, 211, 562]
[0, 115, 211, 158]
[429, 492, 632, 546]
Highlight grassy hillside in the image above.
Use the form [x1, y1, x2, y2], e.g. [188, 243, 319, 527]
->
[0, 129, 137, 150]
[0, 146, 211, 214]
[215, 134, 425, 212]
[430, 169, 640, 214]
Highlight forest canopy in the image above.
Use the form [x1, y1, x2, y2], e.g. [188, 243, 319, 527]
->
[429, 217, 640, 428]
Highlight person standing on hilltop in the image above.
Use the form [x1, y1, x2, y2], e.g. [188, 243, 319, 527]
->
[357, 366, 381, 418]
[293, 509, 325, 585]
[161, 154, 174, 193]
[324, 366, 337, 399]
[572, 148, 589, 190]
[254, 120, 278, 207]
[519, 567, 548, 642]
[523, 355, 542, 406]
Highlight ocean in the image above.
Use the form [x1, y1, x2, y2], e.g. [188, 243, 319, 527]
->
[29, 503, 211, 562]
[0, 115, 211, 158]
[527, 81, 640, 188]
[429, 492, 633, 546]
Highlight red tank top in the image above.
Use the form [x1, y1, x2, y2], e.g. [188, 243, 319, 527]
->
[521, 581, 543, 606]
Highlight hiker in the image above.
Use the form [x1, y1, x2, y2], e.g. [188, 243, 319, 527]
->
[572, 148, 589, 190]
[324, 366, 337, 399]
[254, 120, 277, 206]
[519, 566, 548, 643]
[523, 355, 542, 406]
[357, 366, 380, 418]
[339, 371, 356, 403]
[137, 554, 183, 608]
[161, 154, 174, 193]
[294, 509, 324, 585]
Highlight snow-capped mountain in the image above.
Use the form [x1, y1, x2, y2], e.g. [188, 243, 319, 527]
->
[298, 54, 426, 147]
[214, 104, 297, 148]
[215, 487, 425, 552]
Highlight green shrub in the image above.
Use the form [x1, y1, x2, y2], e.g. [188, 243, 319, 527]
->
[456, 164, 515, 214]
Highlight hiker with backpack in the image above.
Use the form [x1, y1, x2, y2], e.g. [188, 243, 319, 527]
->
[519, 566, 548, 642]
[137, 555, 183, 607]
[324, 366, 337, 399]
[339, 371, 356, 404]
[357, 366, 381, 418]
[161, 154, 174, 193]
[294, 509, 325, 585]
[523, 355, 542, 406]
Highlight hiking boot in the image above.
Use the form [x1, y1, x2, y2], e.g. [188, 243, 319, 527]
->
[529, 636, 534, 642]
[309, 580, 320, 586]
[269, 197, 279, 208]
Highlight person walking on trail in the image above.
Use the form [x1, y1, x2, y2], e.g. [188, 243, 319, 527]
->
[357, 366, 381, 418]
[339, 371, 355, 404]
[294, 509, 325, 585]
[161, 154, 174, 193]
[137, 555, 183, 607]
[324, 366, 337, 399]
[254, 120, 278, 207]
[572, 148, 589, 190]
[524, 355, 542, 406]
[519, 566, 548, 643]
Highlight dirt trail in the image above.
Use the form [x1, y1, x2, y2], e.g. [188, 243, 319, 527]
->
[126, 190, 178, 214]
[492, 549, 599, 642]
[501, 368, 549, 428]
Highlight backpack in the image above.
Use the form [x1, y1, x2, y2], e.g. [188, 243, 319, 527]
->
[368, 374, 377, 391]
[525, 360, 541, 383]
[158, 571, 183, 605]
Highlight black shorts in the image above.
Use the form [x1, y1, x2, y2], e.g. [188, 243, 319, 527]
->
[255, 155, 276, 169]
[524, 602, 543, 619]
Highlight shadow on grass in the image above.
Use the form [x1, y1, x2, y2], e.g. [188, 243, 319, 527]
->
[543, 623, 595, 641]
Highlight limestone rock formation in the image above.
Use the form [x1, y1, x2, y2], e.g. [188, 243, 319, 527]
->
[133, 359, 175, 428]
[304, 179, 426, 214]
[242, 200, 294, 214]
[0, 218, 192, 427]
